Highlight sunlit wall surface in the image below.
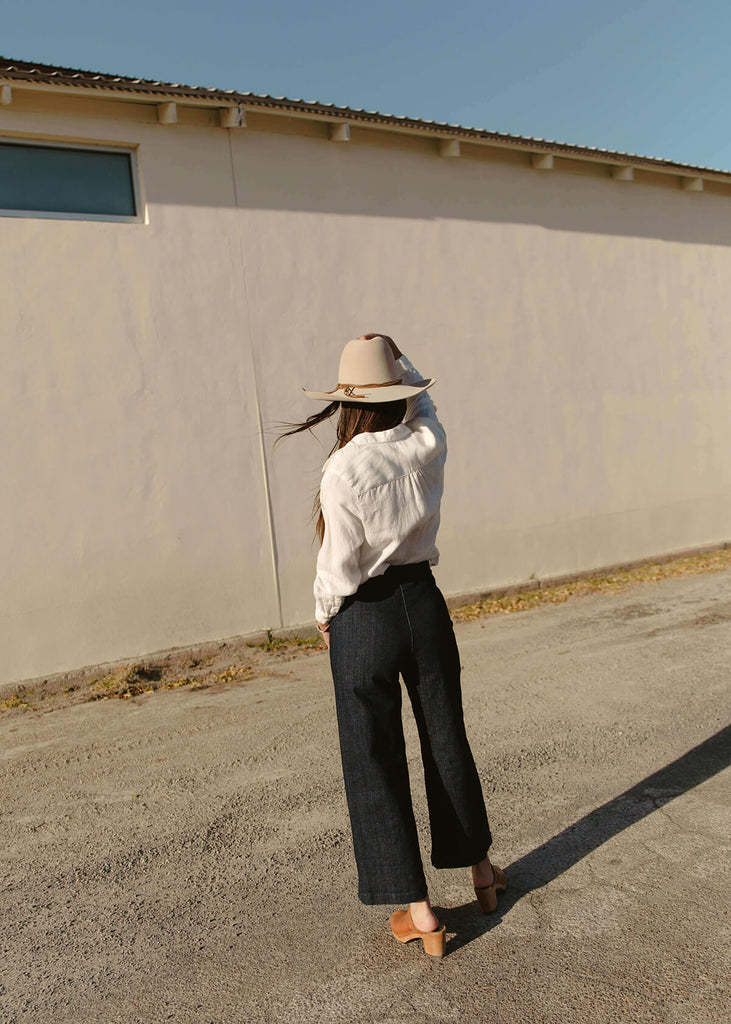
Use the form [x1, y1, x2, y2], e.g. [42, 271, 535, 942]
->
[1, 89, 729, 684]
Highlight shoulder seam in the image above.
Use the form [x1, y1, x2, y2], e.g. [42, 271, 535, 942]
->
[355, 463, 434, 498]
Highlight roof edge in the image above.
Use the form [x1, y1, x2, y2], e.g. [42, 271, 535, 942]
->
[1, 56, 729, 180]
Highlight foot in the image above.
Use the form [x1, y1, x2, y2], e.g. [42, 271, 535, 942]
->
[471, 855, 495, 890]
[408, 898, 439, 933]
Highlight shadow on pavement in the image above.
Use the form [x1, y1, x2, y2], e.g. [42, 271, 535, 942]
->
[441, 723, 731, 955]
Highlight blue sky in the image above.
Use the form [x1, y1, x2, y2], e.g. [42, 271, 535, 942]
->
[3, 0, 730, 169]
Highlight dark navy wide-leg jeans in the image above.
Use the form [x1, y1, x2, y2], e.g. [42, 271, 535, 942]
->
[328, 562, 491, 905]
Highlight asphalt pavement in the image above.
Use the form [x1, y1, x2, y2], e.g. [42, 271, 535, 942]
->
[2, 567, 730, 1024]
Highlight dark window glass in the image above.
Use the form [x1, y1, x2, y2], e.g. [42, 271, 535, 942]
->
[0, 142, 136, 217]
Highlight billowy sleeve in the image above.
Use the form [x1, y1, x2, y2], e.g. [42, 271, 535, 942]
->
[399, 354, 440, 425]
[313, 469, 365, 624]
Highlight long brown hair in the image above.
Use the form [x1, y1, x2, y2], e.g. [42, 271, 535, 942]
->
[277, 398, 407, 543]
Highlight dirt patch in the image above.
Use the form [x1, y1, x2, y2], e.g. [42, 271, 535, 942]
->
[1, 632, 326, 718]
[591, 601, 665, 623]
[453, 545, 731, 622]
[641, 600, 731, 638]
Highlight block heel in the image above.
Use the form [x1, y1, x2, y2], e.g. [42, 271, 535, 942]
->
[421, 926, 447, 958]
[474, 863, 507, 913]
[390, 908, 446, 959]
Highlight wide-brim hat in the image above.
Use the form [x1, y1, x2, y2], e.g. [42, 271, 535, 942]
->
[303, 335, 435, 403]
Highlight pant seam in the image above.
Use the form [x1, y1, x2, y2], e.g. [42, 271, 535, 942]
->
[398, 584, 415, 655]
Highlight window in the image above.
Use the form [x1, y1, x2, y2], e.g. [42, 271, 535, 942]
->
[0, 140, 138, 220]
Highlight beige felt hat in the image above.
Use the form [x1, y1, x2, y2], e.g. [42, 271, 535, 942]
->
[303, 335, 435, 403]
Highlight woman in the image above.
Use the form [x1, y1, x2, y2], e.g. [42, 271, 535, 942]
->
[280, 333, 505, 958]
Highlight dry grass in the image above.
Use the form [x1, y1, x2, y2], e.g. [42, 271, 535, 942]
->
[85, 662, 258, 702]
[453, 545, 731, 622]
[87, 664, 162, 700]
[0, 694, 29, 712]
[1, 648, 264, 716]
[246, 631, 325, 653]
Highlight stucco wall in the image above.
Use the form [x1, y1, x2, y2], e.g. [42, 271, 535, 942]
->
[2, 97, 730, 684]
[2, 102, 279, 684]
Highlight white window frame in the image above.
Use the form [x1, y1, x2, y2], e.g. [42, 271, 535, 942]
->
[0, 136, 144, 224]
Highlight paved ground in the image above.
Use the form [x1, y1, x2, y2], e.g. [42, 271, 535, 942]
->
[2, 568, 730, 1024]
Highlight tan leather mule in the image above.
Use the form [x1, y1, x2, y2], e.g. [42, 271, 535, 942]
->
[474, 863, 507, 913]
[390, 908, 446, 958]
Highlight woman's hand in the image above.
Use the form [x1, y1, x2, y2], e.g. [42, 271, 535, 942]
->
[359, 333, 402, 361]
[317, 622, 331, 649]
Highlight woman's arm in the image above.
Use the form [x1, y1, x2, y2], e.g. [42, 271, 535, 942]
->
[399, 353, 438, 423]
[313, 470, 364, 626]
[375, 335, 438, 423]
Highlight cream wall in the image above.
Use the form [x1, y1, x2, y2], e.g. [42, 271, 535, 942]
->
[233, 127, 731, 626]
[1, 96, 730, 684]
[2, 102, 279, 684]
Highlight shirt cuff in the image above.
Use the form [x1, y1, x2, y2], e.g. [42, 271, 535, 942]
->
[398, 354, 424, 385]
[315, 592, 344, 625]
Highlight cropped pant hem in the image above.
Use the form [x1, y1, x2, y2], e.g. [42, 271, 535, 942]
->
[431, 844, 491, 870]
[358, 886, 429, 906]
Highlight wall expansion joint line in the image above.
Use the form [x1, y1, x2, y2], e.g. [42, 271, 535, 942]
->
[228, 132, 284, 628]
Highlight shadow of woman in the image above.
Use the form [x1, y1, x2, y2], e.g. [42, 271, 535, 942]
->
[438, 723, 731, 955]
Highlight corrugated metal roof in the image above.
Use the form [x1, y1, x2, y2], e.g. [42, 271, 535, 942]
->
[0, 55, 243, 99]
[1, 55, 729, 179]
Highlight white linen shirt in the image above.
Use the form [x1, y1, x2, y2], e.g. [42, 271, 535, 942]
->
[314, 355, 446, 624]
